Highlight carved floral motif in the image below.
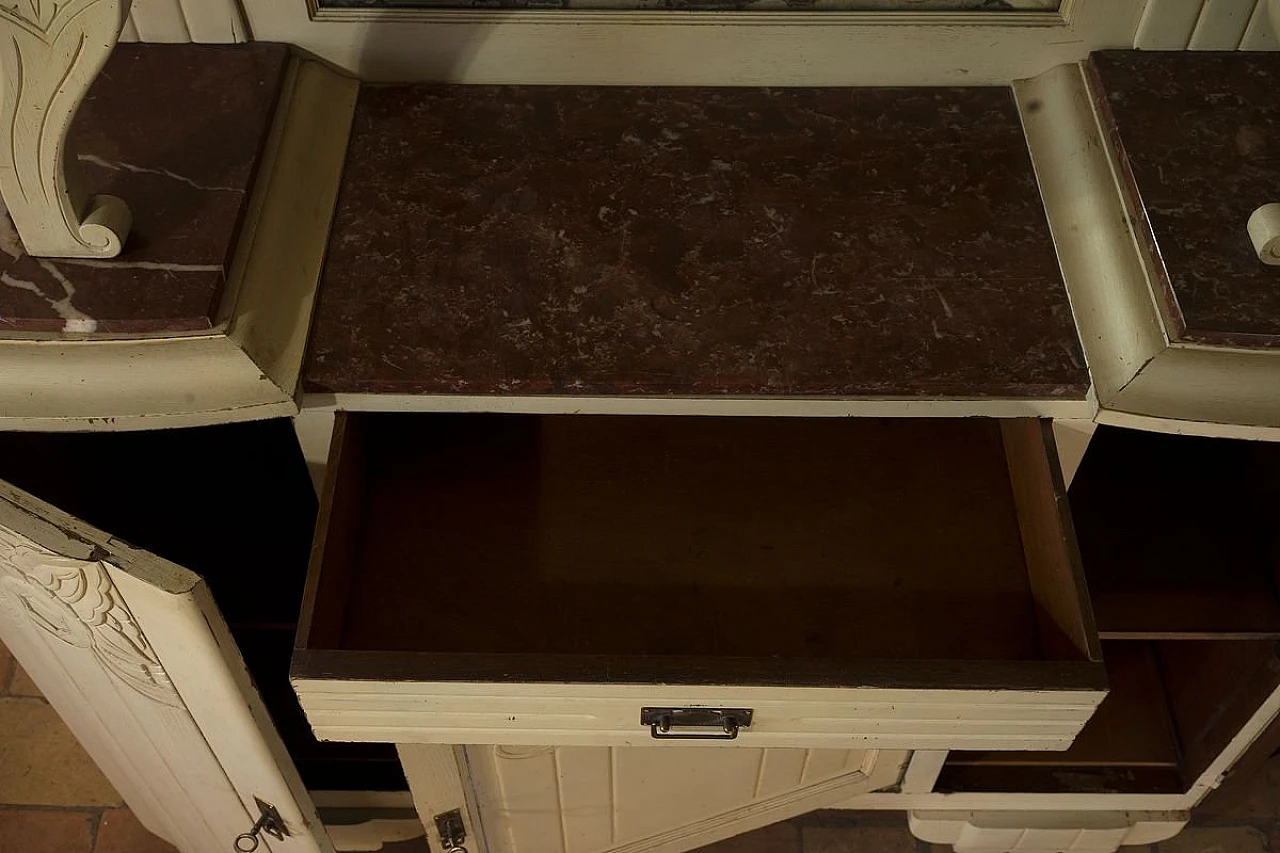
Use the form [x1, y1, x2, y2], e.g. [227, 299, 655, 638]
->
[0, 526, 180, 707]
[0, 0, 132, 257]
[0, 2, 60, 33]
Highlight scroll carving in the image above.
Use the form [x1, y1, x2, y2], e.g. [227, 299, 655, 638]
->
[0, 527, 180, 707]
[0, 0, 132, 258]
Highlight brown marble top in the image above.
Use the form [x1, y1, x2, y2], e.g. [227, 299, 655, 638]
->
[304, 85, 1088, 399]
[0, 44, 289, 336]
[1091, 51, 1280, 347]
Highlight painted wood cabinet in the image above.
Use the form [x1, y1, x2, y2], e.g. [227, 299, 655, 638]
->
[4, 414, 1280, 853]
[2, 7, 1280, 852]
[2, 416, 1279, 853]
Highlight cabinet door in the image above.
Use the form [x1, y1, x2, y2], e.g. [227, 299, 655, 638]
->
[401, 744, 906, 853]
[0, 480, 330, 853]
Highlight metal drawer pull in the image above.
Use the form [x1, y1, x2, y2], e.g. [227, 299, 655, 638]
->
[641, 707, 754, 740]
[234, 797, 288, 852]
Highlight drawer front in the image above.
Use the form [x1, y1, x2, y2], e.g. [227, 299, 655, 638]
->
[293, 413, 1105, 749]
[290, 677, 1105, 749]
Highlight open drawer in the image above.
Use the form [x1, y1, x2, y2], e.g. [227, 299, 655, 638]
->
[291, 413, 1106, 749]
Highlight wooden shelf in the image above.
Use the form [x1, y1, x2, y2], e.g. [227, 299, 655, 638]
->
[940, 425, 1280, 796]
[939, 641, 1184, 794]
[946, 643, 1180, 770]
[1070, 427, 1280, 641]
[940, 639, 1280, 796]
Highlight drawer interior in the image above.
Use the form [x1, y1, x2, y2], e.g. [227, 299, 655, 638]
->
[299, 413, 1099, 685]
[939, 426, 1280, 795]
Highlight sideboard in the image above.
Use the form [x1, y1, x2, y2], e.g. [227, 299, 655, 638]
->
[1, 5, 1279, 852]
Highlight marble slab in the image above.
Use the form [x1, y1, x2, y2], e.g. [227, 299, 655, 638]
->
[1091, 51, 1280, 347]
[0, 44, 290, 336]
[304, 85, 1088, 398]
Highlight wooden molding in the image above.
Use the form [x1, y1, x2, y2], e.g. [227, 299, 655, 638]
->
[0, 0, 133, 258]
[908, 810, 1188, 853]
[305, 0, 1082, 26]
[304, 3, 1068, 26]
[1017, 62, 1280, 438]
[0, 58, 356, 431]
[242, 0, 1143, 84]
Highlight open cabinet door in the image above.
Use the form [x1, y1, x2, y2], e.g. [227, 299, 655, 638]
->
[0, 426, 331, 853]
[400, 744, 907, 853]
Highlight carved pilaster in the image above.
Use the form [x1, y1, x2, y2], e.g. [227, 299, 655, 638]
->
[0, 0, 132, 258]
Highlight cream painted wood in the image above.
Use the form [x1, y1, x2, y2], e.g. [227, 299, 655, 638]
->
[128, 0, 187, 42]
[299, 393, 1097, 422]
[399, 745, 491, 853]
[293, 406, 336, 495]
[326, 820, 427, 852]
[239, 0, 1142, 85]
[298, 793, 428, 852]
[0, 481, 332, 853]
[845, 791, 1200, 813]
[907, 811, 1188, 853]
[176, 0, 248, 42]
[1103, 346, 1280, 439]
[1050, 419, 1096, 488]
[1189, 0, 1259, 47]
[900, 750, 949, 794]
[1242, 3, 1280, 52]
[831, 677, 1280, 815]
[222, 60, 358, 400]
[0, 0, 132, 259]
[1135, 0, 1280, 49]
[0, 335, 297, 430]
[1017, 63, 1280, 440]
[0, 59, 356, 432]
[1135, 0, 1206, 48]
[117, 0, 246, 43]
[1015, 63, 1166, 402]
[311, 792, 417, 810]
[451, 746, 905, 853]
[291, 680, 1105, 752]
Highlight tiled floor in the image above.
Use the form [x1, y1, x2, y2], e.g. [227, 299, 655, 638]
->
[2, 635, 1278, 853]
[0, 640, 176, 853]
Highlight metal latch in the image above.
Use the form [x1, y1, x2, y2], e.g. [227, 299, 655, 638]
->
[234, 797, 289, 852]
[641, 707, 754, 740]
[435, 808, 468, 853]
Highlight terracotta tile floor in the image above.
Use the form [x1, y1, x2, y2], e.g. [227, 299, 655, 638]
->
[2, 637, 1278, 853]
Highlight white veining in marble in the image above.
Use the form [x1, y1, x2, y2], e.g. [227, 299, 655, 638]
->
[1, 269, 97, 332]
[78, 154, 244, 194]
[59, 258, 223, 273]
[0, 204, 97, 332]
